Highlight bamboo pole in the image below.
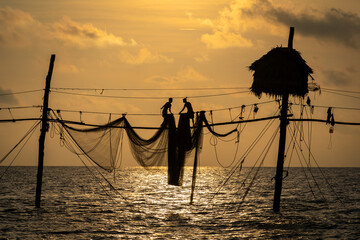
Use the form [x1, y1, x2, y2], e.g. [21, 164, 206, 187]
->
[273, 27, 294, 212]
[35, 54, 55, 208]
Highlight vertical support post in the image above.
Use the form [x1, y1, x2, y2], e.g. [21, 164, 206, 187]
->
[35, 54, 56, 208]
[190, 111, 203, 205]
[190, 142, 199, 205]
[273, 93, 289, 212]
[273, 27, 294, 212]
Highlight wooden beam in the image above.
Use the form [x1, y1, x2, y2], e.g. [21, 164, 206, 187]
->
[35, 54, 55, 208]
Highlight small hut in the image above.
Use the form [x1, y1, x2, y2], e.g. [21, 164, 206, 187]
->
[249, 47, 313, 98]
[248, 27, 316, 212]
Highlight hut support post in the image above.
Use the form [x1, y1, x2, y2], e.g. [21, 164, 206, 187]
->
[35, 54, 55, 208]
[273, 27, 294, 212]
[273, 93, 289, 212]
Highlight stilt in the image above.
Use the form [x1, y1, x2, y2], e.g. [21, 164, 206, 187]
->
[273, 93, 289, 212]
[35, 54, 56, 208]
[190, 141, 199, 205]
[273, 27, 294, 212]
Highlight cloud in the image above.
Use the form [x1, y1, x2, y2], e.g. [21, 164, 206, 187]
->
[201, 31, 253, 49]
[56, 63, 80, 73]
[0, 88, 19, 105]
[147, 66, 209, 85]
[323, 70, 351, 86]
[0, 8, 138, 49]
[200, 0, 360, 49]
[259, 5, 360, 48]
[194, 54, 210, 63]
[199, 1, 256, 49]
[52, 16, 137, 48]
[0, 7, 37, 45]
[119, 47, 173, 64]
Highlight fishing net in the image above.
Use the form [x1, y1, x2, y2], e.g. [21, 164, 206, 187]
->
[63, 117, 125, 172]
[58, 111, 235, 186]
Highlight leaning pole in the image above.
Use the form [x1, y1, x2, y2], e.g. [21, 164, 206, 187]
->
[35, 54, 56, 208]
[273, 27, 294, 212]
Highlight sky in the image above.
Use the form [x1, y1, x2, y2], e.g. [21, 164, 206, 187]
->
[0, 0, 359, 168]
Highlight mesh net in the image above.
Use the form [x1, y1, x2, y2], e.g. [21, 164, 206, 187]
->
[59, 111, 235, 186]
[63, 117, 125, 172]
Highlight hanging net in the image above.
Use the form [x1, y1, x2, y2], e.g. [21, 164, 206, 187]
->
[58, 111, 236, 186]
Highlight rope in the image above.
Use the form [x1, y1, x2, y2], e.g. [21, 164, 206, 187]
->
[321, 88, 360, 94]
[235, 125, 280, 210]
[291, 103, 360, 111]
[0, 89, 43, 96]
[322, 89, 360, 100]
[0, 105, 42, 110]
[288, 124, 330, 205]
[0, 120, 41, 179]
[207, 110, 279, 204]
[211, 106, 252, 169]
[50, 101, 276, 117]
[51, 90, 250, 99]
[291, 121, 344, 204]
[51, 86, 250, 91]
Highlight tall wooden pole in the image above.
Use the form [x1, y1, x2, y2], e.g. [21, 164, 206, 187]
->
[273, 27, 294, 212]
[35, 54, 55, 208]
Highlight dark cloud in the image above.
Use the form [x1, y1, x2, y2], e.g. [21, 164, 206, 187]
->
[244, 0, 360, 48]
[323, 70, 351, 86]
[272, 8, 360, 48]
[0, 88, 19, 105]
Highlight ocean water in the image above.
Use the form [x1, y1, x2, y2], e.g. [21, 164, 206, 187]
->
[0, 166, 359, 239]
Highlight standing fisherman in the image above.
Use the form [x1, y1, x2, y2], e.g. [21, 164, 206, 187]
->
[179, 97, 194, 126]
[161, 98, 173, 118]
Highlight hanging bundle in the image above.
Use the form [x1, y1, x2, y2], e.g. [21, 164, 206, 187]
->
[240, 105, 245, 120]
[253, 104, 259, 119]
[326, 107, 332, 124]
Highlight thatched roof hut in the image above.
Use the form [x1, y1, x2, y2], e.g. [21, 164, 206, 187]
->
[249, 47, 313, 98]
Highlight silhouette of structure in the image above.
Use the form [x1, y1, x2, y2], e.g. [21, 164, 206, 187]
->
[249, 27, 314, 212]
[35, 54, 55, 208]
[2, 28, 360, 211]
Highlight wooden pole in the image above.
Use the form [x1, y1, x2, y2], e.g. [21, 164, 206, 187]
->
[35, 54, 55, 208]
[273, 27, 294, 212]
[190, 141, 199, 205]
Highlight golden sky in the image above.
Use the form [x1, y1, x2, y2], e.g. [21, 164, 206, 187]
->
[0, 0, 359, 167]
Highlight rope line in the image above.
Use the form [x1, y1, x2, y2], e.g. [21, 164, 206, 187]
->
[235, 125, 280, 210]
[291, 103, 360, 111]
[51, 90, 250, 99]
[0, 120, 41, 179]
[321, 88, 360, 94]
[49, 101, 276, 117]
[51, 86, 250, 91]
[322, 89, 360, 100]
[0, 89, 43, 96]
[207, 110, 280, 204]
[0, 105, 42, 110]
[288, 124, 331, 205]
[291, 121, 344, 204]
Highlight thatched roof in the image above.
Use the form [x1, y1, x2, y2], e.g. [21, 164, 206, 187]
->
[249, 47, 313, 98]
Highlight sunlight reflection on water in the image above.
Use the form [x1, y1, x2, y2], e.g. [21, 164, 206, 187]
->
[0, 166, 359, 239]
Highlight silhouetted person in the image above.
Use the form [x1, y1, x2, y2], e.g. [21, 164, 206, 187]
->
[179, 97, 194, 125]
[161, 98, 173, 118]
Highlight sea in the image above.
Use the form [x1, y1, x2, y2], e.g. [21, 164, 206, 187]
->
[0, 166, 359, 239]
